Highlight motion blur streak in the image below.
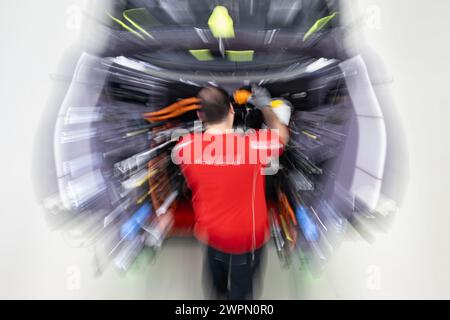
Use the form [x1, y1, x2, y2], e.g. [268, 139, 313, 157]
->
[1, 0, 423, 299]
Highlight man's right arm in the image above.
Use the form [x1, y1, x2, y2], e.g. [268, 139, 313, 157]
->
[250, 85, 290, 145]
[260, 107, 290, 145]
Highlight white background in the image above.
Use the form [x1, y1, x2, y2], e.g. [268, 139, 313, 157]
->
[0, 0, 449, 299]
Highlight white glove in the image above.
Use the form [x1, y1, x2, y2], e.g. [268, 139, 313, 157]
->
[249, 85, 272, 109]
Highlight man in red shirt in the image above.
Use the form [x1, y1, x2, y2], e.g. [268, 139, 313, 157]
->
[172, 85, 289, 299]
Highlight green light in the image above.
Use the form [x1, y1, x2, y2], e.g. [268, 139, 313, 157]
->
[208, 6, 235, 39]
[226, 50, 254, 62]
[107, 11, 145, 40]
[123, 8, 160, 39]
[303, 12, 338, 42]
[189, 49, 214, 61]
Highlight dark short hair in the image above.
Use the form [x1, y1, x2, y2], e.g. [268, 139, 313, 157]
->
[197, 86, 231, 124]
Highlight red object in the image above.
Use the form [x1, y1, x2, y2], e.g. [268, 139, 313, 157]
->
[173, 130, 284, 254]
[169, 200, 195, 236]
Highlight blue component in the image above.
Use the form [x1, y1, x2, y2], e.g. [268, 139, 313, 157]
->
[120, 202, 152, 240]
[295, 205, 319, 242]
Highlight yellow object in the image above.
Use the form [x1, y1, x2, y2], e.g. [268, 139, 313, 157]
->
[226, 50, 254, 62]
[106, 11, 145, 40]
[189, 49, 214, 61]
[136, 192, 148, 204]
[208, 6, 235, 38]
[280, 215, 294, 242]
[302, 130, 318, 140]
[270, 100, 284, 108]
[233, 89, 251, 105]
[269, 98, 292, 126]
[123, 8, 154, 39]
[303, 12, 338, 41]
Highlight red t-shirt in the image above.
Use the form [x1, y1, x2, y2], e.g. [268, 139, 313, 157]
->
[172, 129, 284, 254]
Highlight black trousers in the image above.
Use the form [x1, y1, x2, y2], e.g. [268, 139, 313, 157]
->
[204, 245, 264, 300]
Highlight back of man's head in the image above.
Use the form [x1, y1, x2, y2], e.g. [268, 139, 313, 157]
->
[197, 86, 231, 124]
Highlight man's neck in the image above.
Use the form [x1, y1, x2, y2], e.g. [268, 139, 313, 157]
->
[205, 122, 233, 134]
